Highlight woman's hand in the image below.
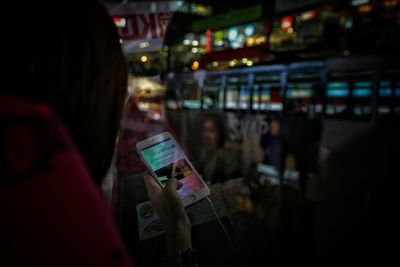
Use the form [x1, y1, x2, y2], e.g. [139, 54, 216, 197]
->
[144, 172, 192, 256]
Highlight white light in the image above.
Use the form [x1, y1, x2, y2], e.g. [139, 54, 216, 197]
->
[192, 40, 199, 46]
[244, 25, 255, 36]
[152, 112, 161, 120]
[177, 1, 184, 7]
[229, 60, 237, 67]
[119, 39, 123, 44]
[138, 102, 149, 111]
[271, 103, 283, 111]
[231, 42, 241, 49]
[242, 58, 248, 64]
[246, 61, 253, 66]
[212, 61, 219, 67]
[301, 10, 316, 21]
[282, 21, 292, 29]
[351, 0, 370, 6]
[183, 39, 191, 45]
[191, 47, 199, 53]
[139, 41, 149, 48]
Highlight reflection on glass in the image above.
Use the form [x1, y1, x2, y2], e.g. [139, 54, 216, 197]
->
[181, 79, 201, 109]
[203, 77, 222, 109]
[239, 85, 251, 109]
[325, 82, 349, 115]
[226, 86, 239, 109]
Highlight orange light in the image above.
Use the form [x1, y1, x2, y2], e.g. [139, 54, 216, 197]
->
[246, 37, 255, 46]
[255, 36, 267, 44]
[384, 0, 398, 7]
[358, 4, 372, 13]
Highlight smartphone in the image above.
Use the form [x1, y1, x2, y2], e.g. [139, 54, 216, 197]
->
[136, 132, 211, 207]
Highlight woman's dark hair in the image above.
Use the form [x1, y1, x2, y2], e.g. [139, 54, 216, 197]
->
[1, 0, 127, 184]
[200, 112, 226, 149]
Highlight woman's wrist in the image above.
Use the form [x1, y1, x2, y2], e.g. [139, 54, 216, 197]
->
[164, 220, 192, 256]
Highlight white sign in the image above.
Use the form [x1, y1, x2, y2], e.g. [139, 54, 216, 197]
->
[106, 2, 178, 54]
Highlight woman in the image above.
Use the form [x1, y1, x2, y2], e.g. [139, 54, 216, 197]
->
[0, 0, 192, 266]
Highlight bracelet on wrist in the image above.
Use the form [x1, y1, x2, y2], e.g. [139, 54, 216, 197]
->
[162, 248, 198, 267]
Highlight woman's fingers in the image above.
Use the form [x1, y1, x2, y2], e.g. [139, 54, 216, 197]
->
[165, 178, 183, 192]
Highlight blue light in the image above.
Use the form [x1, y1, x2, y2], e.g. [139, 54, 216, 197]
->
[327, 82, 348, 88]
[228, 27, 238, 42]
[240, 89, 251, 96]
[261, 84, 270, 90]
[379, 89, 392, 97]
[352, 89, 371, 97]
[261, 89, 270, 95]
[380, 81, 391, 87]
[354, 81, 372, 87]
[327, 89, 349, 97]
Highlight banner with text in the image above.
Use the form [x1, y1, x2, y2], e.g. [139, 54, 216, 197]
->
[106, 2, 178, 54]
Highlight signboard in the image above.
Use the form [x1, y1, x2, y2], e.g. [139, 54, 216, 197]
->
[106, 2, 178, 54]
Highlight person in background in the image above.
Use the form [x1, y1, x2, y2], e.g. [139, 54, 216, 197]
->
[196, 113, 227, 183]
[260, 118, 282, 169]
[0, 1, 194, 266]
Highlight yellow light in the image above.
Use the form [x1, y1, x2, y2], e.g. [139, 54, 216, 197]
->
[194, 4, 207, 14]
[358, 4, 372, 13]
[246, 61, 253, 67]
[229, 60, 236, 67]
[242, 58, 248, 64]
[255, 36, 267, 45]
[140, 55, 148, 63]
[212, 61, 219, 67]
[191, 61, 199, 71]
[344, 50, 350, 56]
[191, 47, 199, 53]
[183, 39, 191, 45]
